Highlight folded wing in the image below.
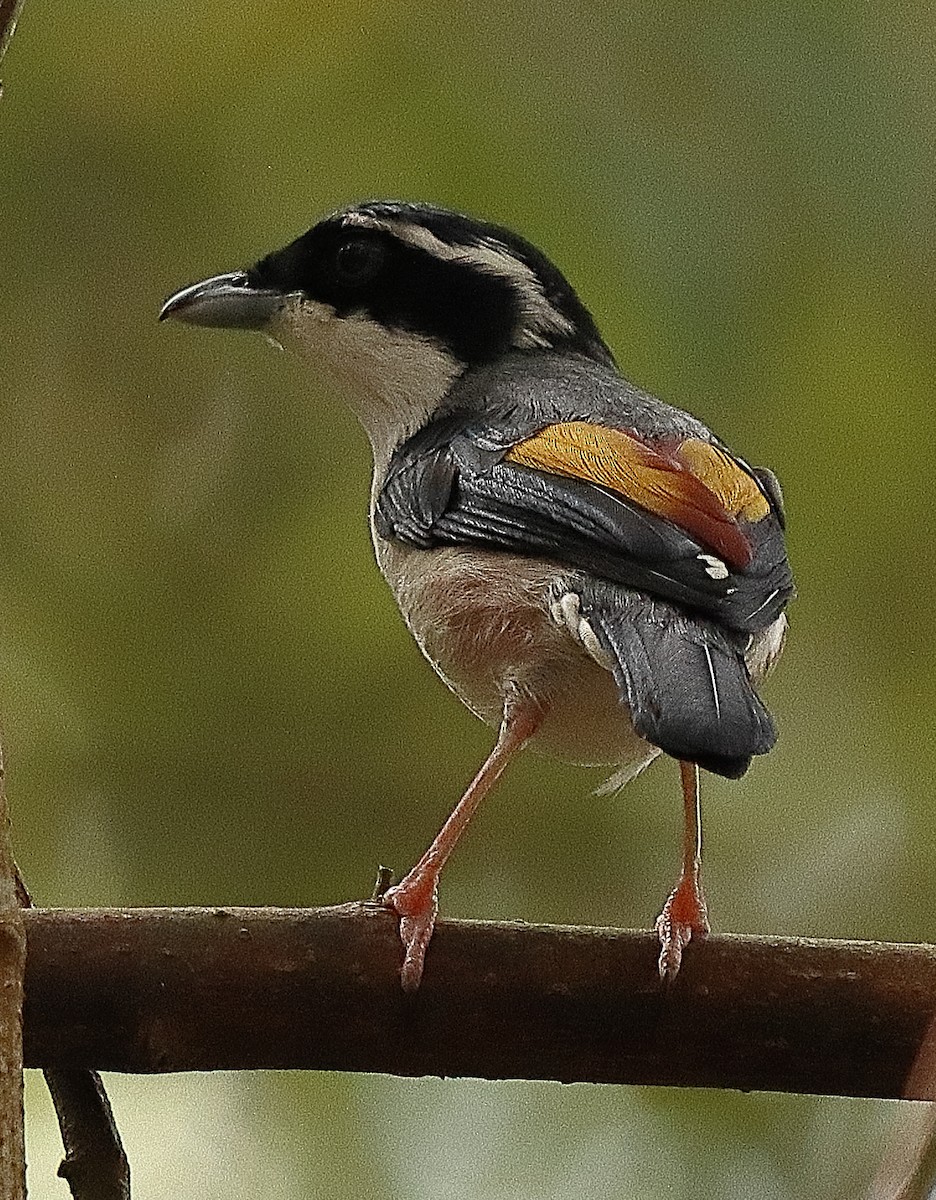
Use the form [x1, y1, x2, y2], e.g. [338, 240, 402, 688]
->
[376, 415, 792, 637]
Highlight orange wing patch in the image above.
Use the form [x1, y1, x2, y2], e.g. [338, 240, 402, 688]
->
[675, 439, 769, 523]
[504, 422, 768, 569]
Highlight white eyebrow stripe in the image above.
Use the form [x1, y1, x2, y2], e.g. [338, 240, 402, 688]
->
[340, 212, 575, 348]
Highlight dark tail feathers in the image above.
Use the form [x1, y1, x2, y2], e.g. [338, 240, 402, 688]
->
[581, 584, 776, 779]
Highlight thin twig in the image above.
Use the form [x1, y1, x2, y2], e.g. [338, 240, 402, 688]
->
[16, 874, 131, 1199]
[0, 749, 26, 1199]
[44, 1072, 130, 1200]
[0, 0, 24, 71]
[0, 8, 129, 1192]
[0, 14, 30, 1198]
[20, 905, 936, 1099]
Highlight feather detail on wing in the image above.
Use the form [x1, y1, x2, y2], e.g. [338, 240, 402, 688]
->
[576, 580, 776, 778]
[505, 423, 767, 569]
[375, 412, 793, 637]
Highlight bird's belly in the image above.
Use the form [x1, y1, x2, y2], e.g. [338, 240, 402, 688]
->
[374, 539, 655, 771]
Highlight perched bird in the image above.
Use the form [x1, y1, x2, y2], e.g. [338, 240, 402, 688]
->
[160, 201, 793, 991]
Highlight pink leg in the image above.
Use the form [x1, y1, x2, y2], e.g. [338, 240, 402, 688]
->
[383, 693, 545, 992]
[655, 760, 710, 982]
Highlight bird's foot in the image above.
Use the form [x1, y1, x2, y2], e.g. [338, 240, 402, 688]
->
[382, 869, 439, 993]
[655, 874, 709, 983]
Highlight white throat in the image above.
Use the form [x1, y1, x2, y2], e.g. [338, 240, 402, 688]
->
[273, 295, 461, 479]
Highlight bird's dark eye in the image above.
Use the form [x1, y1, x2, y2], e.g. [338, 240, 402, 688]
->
[334, 237, 385, 287]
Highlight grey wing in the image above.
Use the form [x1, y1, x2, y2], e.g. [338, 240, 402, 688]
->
[375, 418, 792, 637]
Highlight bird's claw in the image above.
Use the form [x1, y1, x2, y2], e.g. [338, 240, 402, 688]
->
[382, 872, 439, 992]
[655, 876, 709, 983]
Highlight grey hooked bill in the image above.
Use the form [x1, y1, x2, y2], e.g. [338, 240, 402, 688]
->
[159, 272, 281, 330]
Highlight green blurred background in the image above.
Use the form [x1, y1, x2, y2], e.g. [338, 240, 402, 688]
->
[1, 1, 932, 1195]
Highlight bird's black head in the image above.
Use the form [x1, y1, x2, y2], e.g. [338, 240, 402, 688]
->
[244, 201, 614, 368]
[160, 201, 618, 458]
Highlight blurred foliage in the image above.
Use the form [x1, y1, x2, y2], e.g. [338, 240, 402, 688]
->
[2, 0, 935, 1196]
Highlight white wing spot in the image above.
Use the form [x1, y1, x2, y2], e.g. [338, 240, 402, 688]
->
[699, 553, 729, 580]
